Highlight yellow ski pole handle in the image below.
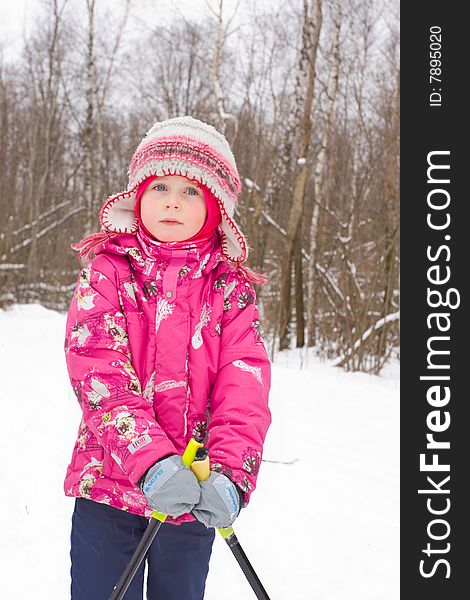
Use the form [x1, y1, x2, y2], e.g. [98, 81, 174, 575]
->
[190, 447, 210, 481]
[182, 437, 206, 468]
[151, 437, 205, 523]
[190, 446, 210, 481]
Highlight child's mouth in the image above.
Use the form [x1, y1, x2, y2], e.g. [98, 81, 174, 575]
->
[160, 219, 182, 226]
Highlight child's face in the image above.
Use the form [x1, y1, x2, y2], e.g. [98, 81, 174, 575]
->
[139, 175, 207, 242]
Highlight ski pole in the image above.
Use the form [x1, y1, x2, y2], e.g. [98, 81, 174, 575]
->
[217, 527, 271, 600]
[190, 448, 272, 600]
[108, 437, 204, 600]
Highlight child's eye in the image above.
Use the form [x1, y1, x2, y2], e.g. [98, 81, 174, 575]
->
[153, 183, 167, 191]
[186, 188, 200, 196]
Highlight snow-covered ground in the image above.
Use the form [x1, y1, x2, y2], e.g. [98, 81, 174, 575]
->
[0, 304, 399, 599]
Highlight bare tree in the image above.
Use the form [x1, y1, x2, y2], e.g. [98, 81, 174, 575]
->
[210, 0, 239, 136]
[83, 0, 96, 235]
[306, 0, 343, 347]
[278, 0, 322, 350]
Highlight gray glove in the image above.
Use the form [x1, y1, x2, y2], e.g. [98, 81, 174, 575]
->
[141, 455, 201, 518]
[192, 472, 241, 528]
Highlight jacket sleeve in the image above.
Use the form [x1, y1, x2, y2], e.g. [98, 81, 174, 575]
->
[207, 272, 272, 506]
[64, 256, 177, 486]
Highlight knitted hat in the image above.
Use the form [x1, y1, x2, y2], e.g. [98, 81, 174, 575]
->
[99, 116, 247, 263]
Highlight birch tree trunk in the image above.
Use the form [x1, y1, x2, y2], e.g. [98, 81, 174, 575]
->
[95, 0, 131, 202]
[279, 0, 322, 351]
[306, 0, 343, 347]
[84, 0, 96, 235]
[294, 224, 305, 347]
[212, 0, 237, 137]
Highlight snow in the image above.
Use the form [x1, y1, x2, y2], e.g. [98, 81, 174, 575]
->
[244, 178, 261, 192]
[0, 303, 399, 599]
[0, 264, 26, 270]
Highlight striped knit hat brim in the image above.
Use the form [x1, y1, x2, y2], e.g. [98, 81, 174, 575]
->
[99, 116, 248, 263]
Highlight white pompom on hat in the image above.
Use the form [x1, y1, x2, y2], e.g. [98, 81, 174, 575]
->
[99, 116, 248, 263]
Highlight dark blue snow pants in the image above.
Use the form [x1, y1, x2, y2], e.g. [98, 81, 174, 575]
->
[70, 498, 215, 600]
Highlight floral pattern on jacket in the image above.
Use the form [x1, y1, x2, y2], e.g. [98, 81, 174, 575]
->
[64, 229, 271, 520]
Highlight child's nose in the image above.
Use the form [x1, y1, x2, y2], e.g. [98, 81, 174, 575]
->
[164, 195, 181, 210]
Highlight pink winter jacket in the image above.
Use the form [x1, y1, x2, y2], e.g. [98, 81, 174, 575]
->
[64, 228, 271, 522]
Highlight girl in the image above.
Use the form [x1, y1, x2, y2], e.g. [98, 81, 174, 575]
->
[64, 116, 271, 599]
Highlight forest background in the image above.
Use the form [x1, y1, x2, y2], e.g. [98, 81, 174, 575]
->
[0, 0, 400, 374]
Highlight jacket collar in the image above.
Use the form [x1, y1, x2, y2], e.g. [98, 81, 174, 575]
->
[95, 226, 224, 279]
